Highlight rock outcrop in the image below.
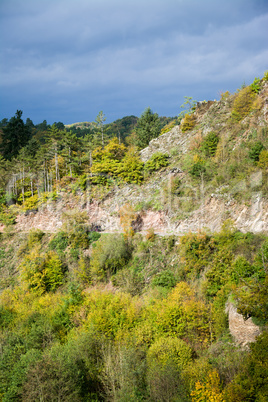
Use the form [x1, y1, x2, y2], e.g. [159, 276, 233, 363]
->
[226, 303, 261, 347]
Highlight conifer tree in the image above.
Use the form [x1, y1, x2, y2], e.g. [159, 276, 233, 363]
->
[1, 110, 31, 160]
[135, 107, 161, 149]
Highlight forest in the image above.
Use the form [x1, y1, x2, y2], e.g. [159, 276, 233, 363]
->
[0, 73, 267, 401]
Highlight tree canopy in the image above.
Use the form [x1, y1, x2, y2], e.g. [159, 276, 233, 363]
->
[0, 110, 31, 160]
[135, 107, 161, 149]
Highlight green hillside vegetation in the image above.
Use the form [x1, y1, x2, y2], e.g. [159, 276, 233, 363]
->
[0, 73, 268, 401]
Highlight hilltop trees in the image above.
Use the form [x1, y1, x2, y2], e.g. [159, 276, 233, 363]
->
[0, 110, 31, 160]
[135, 107, 161, 149]
[95, 111, 106, 147]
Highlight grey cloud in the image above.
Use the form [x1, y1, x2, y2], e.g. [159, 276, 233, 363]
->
[0, 0, 267, 123]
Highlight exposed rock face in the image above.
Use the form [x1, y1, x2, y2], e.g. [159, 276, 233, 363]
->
[15, 191, 268, 235]
[227, 303, 261, 347]
[13, 88, 268, 236]
[140, 125, 193, 162]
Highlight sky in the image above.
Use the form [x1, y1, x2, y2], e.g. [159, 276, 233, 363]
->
[0, 0, 267, 125]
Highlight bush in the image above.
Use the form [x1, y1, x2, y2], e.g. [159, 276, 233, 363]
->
[48, 231, 69, 253]
[161, 120, 177, 134]
[88, 231, 101, 244]
[144, 152, 169, 174]
[147, 336, 192, 370]
[248, 141, 265, 162]
[151, 270, 176, 289]
[231, 86, 256, 121]
[181, 113, 196, 132]
[258, 149, 268, 168]
[224, 331, 268, 401]
[250, 77, 261, 93]
[90, 234, 130, 282]
[27, 229, 45, 249]
[0, 206, 16, 226]
[201, 132, 219, 157]
[21, 249, 65, 293]
[189, 161, 206, 178]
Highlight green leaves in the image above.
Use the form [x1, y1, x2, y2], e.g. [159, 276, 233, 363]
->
[21, 248, 65, 293]
[248, 141, 265, 162]
[0, 110, 31, 160]
[144, 152, 169, 174]
[201, 132, 219, 157]
[135, 107, 161, 149]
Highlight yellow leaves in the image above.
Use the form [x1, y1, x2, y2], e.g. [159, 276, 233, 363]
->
[0, 285, 62, 324]
[231, 86, 256, 121]
[119, 203, 135, 240]
[181, 113, 197, 132]
[82, 289, 140, 340]
[220, 91, 230, 101]
[147, 283, 211, 346]
[104, 137, 126, 160]
[20, 247, 65, 293]
[191, 370, 225, 402]
[258, 149, 268, 169]
[147, 336, 192, 370]
[193, 154, 203, 164]
[91, 139, 144, 184]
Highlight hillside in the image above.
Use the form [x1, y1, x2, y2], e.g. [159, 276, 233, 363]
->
[13, 77, 268, 236]
[0, 74, 268, 401]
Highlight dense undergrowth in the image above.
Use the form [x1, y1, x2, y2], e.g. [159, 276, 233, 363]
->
[0, 73, 268, 401]
[0, 222, 267, 401]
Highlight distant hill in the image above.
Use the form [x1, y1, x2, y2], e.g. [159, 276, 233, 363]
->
[65, 115, 176, 143]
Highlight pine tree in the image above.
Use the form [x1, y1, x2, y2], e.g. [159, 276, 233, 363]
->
[1, 110, 31, 160]
[135, 107, 161, 149]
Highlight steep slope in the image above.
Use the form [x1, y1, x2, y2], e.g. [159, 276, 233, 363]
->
[15, 79, 268, 235]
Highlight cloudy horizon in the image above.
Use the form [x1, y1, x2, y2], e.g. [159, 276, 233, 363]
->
[1, 0, 267, 125]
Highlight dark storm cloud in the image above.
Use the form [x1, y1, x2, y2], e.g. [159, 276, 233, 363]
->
[0, 0, 267, 124]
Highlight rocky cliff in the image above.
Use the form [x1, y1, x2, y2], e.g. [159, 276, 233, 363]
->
[14, 81, 268, 236]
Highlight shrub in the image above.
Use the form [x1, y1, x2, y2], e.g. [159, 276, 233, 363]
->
[144, 152, 169, 173]
[88, 231, 101, 244]
[189, 161, 206, 178]
[90, 234, 130, 282]
[118, 147, 144, 184]
[48, 231, 69, 252]
[250, 77, 261, 93]
[27, 229, 45, 249]
[191, 370, 225, 402]
[181, 113, 196, 132]
[21, 248, 65, 293]
[151, 270, 176, 289]
[231, 86, 256, 121]
[161, 120, 177, 134]
[224, 331, 268, 401]
[19, 194, 39, 211]
[147, 336, 192, 370]
[119, 203, 135, 240]
[0, 206, 16, 226]
[248, 141, 265, 162]
[258, 149, 268, 168]
[201, 132, 219, 157]
[220, 91, 230, 101]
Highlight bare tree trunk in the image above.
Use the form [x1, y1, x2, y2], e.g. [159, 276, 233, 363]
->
[22, 167, 25, 203]
[69, 146, 72, 177]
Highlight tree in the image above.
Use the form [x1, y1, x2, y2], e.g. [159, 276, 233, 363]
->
[61, 130, 81, 177]
[95, 111, 106, 147]
[45, 124, 62, 182]
[179, 96, 197, 120]
[0, 110, 31, 160]
[135, 107, 161, 149]
[53, 121, 65, 131]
